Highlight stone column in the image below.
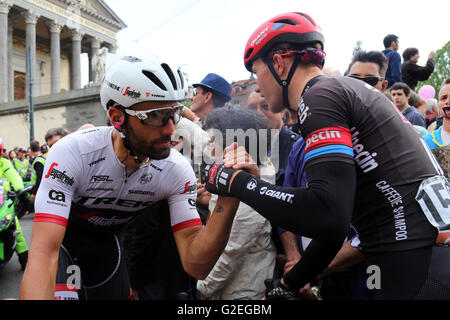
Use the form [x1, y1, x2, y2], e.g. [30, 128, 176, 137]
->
[21, 10, 39, 98]
[89, 37, 101, 83]
[107, 42, 117, 54]
[46, 21, 62, 94]
[71, 28, 83, 90]
[0, 0, 12, 103]
[7, 20, 13, 101]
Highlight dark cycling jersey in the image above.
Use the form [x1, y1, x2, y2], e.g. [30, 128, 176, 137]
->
[298, 76, 441, 252]
[210, 75, 448, 296]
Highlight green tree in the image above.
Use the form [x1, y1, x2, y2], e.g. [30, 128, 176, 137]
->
[417, 41, 450, 99]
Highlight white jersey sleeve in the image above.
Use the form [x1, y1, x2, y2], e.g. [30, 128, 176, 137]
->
[162, 152, 202, 232]
[34, 135, 81, 227]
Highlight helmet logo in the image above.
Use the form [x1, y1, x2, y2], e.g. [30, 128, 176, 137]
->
[251, 27, 269, 47]
[105, 80, 141, 99]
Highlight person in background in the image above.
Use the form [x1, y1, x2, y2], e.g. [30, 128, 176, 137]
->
[382, 34, 402, 88]
[190, 73, 232, 124]
[196, 107, 277, 300]
[28, 140, 46, 203]
[390, 82, 426, 127]
[8, 150, 16, 161]
[401, 47, 435, 92]
[12, 147, 29, 181]
[0, 138, 29, 270]
[44, 127, 69, 148]
[423, 77, 450, 149]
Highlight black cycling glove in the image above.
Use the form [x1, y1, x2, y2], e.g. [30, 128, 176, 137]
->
[202, 162, 238, 196]
[264, 278, 302, 300]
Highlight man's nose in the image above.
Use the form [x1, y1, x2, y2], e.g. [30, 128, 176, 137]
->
[161, 116, 176, 135]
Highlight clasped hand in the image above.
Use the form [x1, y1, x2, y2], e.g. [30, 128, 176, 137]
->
[203, 142, 260, 195]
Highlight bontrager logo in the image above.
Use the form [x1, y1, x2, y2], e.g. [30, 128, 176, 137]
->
[88, 157, 106, 167]
[45, 163, 75, 186]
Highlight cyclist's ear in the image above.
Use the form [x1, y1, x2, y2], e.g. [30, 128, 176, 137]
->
[108, 107, 125, 130]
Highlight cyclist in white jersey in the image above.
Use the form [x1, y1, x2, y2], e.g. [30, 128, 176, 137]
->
[20, 55, 240, 300]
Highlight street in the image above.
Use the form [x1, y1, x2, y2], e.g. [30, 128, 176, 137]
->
[0, 213, 33, 300]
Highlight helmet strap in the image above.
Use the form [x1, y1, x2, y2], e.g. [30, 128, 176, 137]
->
[113, 107, 150, 166]
[264, 54, 301, 112]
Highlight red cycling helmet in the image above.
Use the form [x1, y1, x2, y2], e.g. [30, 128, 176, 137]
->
[244, 12, 325, 72]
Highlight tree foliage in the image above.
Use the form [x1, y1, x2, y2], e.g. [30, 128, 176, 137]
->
[417, 41, 450, 98]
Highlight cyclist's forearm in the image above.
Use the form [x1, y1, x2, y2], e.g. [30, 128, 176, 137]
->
[178, 196, 240, 279]
[326, 240, 364, 272]
[20, 249, 58, 299]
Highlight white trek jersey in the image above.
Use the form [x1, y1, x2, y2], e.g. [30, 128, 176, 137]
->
[34, 126, 201, 232]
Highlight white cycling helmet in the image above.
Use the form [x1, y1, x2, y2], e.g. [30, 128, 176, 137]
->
[100, 55, 188, 110]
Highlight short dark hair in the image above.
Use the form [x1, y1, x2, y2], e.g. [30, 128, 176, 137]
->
[383, 34, 398, 49]
[45, 127, 69, 143]
[199, 86, 228, 108]
[203, 107, 271, 165]
[402, 47, 419, 61]
[441, 76, 450, 88]
[346, 50, 389, 77]
[390, 82, 411, 96]
[29, 140, 40, 152]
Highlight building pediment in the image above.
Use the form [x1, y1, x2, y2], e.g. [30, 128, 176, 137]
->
[57, 0, 127, 30]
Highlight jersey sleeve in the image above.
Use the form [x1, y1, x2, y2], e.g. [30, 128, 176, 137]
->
[299, 80, 355, 168]
[33, 137, 80, 227]
[164, 157, 202, 233]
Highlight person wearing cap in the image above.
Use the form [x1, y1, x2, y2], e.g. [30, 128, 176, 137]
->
[12, 147, 29, 181]
[190, 73, 232, 124]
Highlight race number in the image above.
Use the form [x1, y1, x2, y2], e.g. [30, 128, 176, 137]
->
[416, 175, 450, 229]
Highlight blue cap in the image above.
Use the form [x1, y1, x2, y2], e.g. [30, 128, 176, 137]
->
[193, 73, 232, 102]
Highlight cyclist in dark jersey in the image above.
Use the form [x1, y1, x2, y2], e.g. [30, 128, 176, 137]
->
[203, 12, 450, 299]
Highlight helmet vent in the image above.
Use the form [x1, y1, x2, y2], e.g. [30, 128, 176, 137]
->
[294, 12, 316, 26]
[273, 18, 297, 26]
[245, 48, 253, 59]
[177, 69, 185, 89]
[142, 70, 167, 91]
[161, 63, 178, 90]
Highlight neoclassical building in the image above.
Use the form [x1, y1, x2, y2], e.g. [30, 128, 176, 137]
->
[0, 0, 126, 149]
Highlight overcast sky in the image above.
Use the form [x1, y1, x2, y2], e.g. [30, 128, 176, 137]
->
[95, 0, 448, 86]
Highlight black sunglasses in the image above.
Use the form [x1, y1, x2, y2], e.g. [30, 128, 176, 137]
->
[349, 75, 384, 87]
